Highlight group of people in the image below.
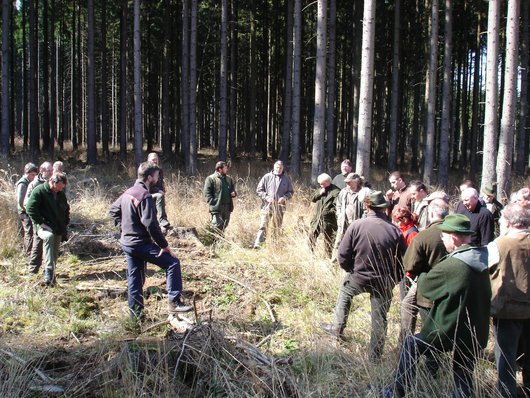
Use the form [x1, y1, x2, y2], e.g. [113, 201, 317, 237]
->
[16, 160, 69, 286]
[315, 166, 530, 398]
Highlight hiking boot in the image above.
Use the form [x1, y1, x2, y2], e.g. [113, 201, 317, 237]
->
[168, 298, 192, 314]
[320, 323, 345, 340]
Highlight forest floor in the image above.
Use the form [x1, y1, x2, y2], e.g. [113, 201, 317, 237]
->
[1, 153, 524, 397]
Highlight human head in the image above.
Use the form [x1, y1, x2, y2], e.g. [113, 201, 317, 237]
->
[499, 203, 530, 235]
[317, 173, 332, 188]
[438, 214, 474, 252]
[428, 198, 449, 222]
[24, 162, 38, 182]
[215, 161, 228, 175]
[137, 161, 160, 185]
[147, 152, 160, 165]
[409, 180, 428, 202]
[53, 161, 64, 173]
[461, 187, 479, 212]
[364, 191, 391, 211]
[388, 171, 406, 191]
[344, 173, 363, 191]
[49, 172, 68, 193]
[40, 161, 54, 180]
[512, 187, 530, 209]
[340, 159, 353, 175]
[459, 179, 474, 192]
[392, 206, 415, 226]
[273, 160, 284, 175]
[481, 183, 497, 204]
[425, 191, 450, 203]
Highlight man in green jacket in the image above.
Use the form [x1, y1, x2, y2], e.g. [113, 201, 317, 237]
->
[384, 214, 491, 398]
[203, 161, 237, 237]
[26, 172, 70, 286]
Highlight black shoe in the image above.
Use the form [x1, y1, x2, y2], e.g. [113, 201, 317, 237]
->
[168, 299, 192, 314]
[320, 323, 345, 340]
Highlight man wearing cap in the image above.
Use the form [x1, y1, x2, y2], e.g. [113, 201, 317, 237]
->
[309, 173, 341, 257]
[253, 160, 294, 248]
[321, 191, 407, 360]
[481, 184, 504, 237]
[25, 172, 70, 286]
[384, 214, 491, 398]
[332, 159, 353, 189]
[488, 203, 530, 398]
[332, 173, 372, 261]
[15, 162, 39, 255]
[455, 187, 495, 246]
[203, 161, 237, 238]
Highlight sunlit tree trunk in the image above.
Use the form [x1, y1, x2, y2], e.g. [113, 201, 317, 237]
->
[279, 0, 293, 163]
[100, 1, 110, 159]
[41, 0, 51, 153]
[228, 0, 237, 161]
[311, 0, 327, 183]
[481, 0, 500, 191]
[87, 0, 96, 165]
[496, 0, 520, 199]
[438, 0, 453, 188]
[181, 0, 190, 163]
[291, 0, 301, 177]
[388, 0, 401, 171]
[188, 0, 198, 173]
[515, 0, 529, 175]
[355, 0, 376, 178]
[119, 0, 128, 159]
[29, 0, 39, 156]
[219, 0, 228, 160]
[325, 0, 336, 171]
[133, 0, 143, 165]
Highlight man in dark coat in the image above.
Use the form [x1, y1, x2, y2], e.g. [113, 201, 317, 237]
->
[309, 173, 341, 258]
[147, 152, 171, 230]
[383, 214, 491, 398]
[455, 187, 494, 246]
[203, 161, 237, 237]
[321, 191, 407, 360]
[110, 162, 191, 318]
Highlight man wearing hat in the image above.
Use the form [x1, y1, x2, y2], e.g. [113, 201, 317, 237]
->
[321, 191, 407, 360]
[481, 183, 504, 237]
[383, 214, 491, 398]
[332, 173, 372, 261]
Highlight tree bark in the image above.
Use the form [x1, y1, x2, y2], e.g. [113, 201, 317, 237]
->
[188, 0, 198, 173]
[325, 0, 337, 171]
[311, 0, 327, 183]
[119, 0, 128, 159]
[219, 0, 229, 161]
[41, 0, 51, 153]
[29, 0, 39, 157]
[515, 0, 529, 175]
[496, 0, 520, 199]
[290, 0, 301, 177]
[133, 0, 143, 165]
[355, 0, 376, 178]
[0, 0, 10, 157]
[279, 0, 293, 163]
[100, 1, 110, 159]
[387, 0, 401, 171]
[181, 0, 190, 163]
[87, 0, 97, 165]
[481, 0, 500, 191]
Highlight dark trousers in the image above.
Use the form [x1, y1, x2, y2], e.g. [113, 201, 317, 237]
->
[493, 317, 530, 398]
[333, 273, 393, 360]
[28, 225, 43, 273]
[121, 242, 183, 317]
[19, 213, 34, 256]
[394, 333, 477, 398]
[309, 223, 337, 258]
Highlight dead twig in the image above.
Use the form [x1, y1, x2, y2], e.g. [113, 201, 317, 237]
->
[0, 348, 56, 385]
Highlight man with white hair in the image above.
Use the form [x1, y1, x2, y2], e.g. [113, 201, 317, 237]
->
[455, 187, 494, 246]
[512, 187, 530, 209]
[309, 173, 341, 258]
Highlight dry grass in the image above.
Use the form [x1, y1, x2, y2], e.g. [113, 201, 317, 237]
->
[0, 154, 526, 396]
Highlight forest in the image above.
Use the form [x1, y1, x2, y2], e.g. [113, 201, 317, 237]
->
[0, 0, 528, 195]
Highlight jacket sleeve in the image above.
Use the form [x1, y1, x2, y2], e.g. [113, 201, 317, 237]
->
[417, 261, 448, 302]
[256, 176, 268, 200]
[311, 189, 323, 202]
[283, 177, 294, 200]
[480, 211, 495, 246]
[108, 196, 123, 229]
[203, 176, 214, 204]
[140, 196, 168, 248]
[403, 238, 426, 275]
[338, 225, 355, 271]
[15, 183, 27, 211]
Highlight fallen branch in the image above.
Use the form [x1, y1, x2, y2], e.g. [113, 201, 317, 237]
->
[0, 348, 57, 385]
[208, 272, 276, 323]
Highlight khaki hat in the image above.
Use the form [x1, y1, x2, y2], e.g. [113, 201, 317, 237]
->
[438, 214, 475, 234]
[482, 183, 496, 196]
[425, 191, 449, 203]
[368, 191, 390, 208]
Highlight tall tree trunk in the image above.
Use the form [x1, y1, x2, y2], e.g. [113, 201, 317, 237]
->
[469, 15, 482, 179]
[496, 0, 520, 199]
[355, 0, 376, 178]
[438, 0, 453, 188]
[228, 0, 238, 161]
[87, 0, 97, 164]
[21, 1, 28, 149]
[516, 0, 529, 175]
[161, 0, 171, 157]
[29, 0, 39, 157]
[49, 0, 57, 158]
[101, 1, 109, 159]
[311, 0, 327, 182]
[481, 0, 500, 190]
[325, 0, 336, 171]
[279, 0, 293, 163]
[248, 0, 257, 154]
[0, 0, 10, 157]
[181, 0, 190, 163]
[119, 0, 128, 159]
[188, 0, 198, 173]
[41, 0, 51, 153]
[291, 0, 301, 177]
[387, 0, 401, 171]
[219, 0, 228, 160]
[422, 0, 439, 184]
[133, 0, 143, 165]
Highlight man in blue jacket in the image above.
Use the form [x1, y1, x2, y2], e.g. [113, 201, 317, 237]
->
[109, 162, 191, 318]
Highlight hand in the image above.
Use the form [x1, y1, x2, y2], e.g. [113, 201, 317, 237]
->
[161, 246, 176, 257]
[320, 187, 326, 196]
[278, 197, 286, 204]
[231, 191, 237, 198]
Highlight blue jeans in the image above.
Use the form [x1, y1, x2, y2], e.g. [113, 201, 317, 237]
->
[394, 334, 476, 398]
[333, 273, 393, 360]
[121, 242, 183, 317]
[493, 318, 530, 398]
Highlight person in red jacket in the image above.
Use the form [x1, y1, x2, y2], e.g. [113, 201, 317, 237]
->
[392, 206, 419, 246]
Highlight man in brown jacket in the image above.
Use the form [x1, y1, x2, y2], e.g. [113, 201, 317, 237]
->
[488, 203, 530, 398]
